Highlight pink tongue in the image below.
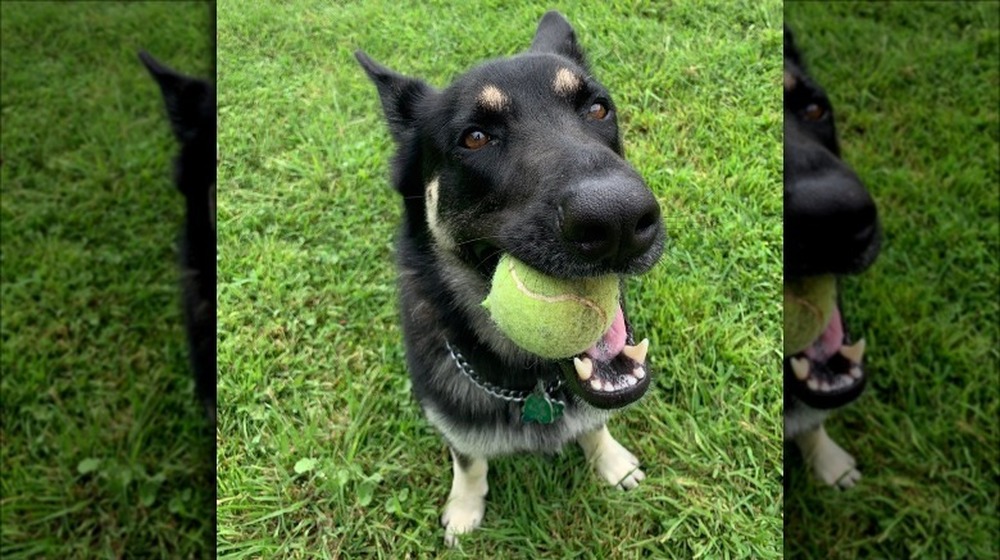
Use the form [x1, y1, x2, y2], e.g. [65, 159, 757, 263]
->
[584, 305, 626, 362]
[805, 306, 843, 362]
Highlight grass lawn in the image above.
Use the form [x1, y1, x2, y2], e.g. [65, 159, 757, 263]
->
[217, 0, 782, 557]
[1, 2, 215, 558]
[784, 3, 999, 559]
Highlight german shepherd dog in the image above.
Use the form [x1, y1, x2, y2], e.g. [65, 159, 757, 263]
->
[139, 52, 217, 423]
[357, 11, 665, 544]
[783, 28, 881, 488]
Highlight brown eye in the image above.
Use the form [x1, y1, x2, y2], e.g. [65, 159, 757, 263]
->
[463, 129, 490, 150]
[804, 103, 826, 121]
[587, 101, 609, 120]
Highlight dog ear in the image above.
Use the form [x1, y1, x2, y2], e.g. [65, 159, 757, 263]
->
[529, 11, 587, 69]
[784, 26, 804, 69]
[355, 50, 435, 144]
[139, 51, 212, 143]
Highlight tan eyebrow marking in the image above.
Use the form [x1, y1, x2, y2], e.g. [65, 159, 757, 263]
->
[784, 71, 796, 91]
[477, 85, 508, 110]
[553, 67, 581, 95]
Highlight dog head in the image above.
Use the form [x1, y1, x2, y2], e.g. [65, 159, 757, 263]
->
[783, 27, 881, 409]
[139, 51, 217, 232]
[358, 12, 665, 409]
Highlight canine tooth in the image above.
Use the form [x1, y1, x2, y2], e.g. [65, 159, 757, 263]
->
[790, 357, 810, 381]
[849, 366, 862, 379]
[807, 378, 819, 391]
[573, 357, 594, 381]
[840, 338, 866, 364]
[590, 378, 603, 391]
[632, 367, 645, 380]
[622, 339, 649, 365]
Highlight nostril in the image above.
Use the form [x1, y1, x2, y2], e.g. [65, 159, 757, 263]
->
[634, 209, 658, 235]
[852, 221, 876, 245]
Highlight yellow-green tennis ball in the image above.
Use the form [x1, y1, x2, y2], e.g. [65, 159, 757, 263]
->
[784, 275, 836, 355]
[483, 255, 619, 359]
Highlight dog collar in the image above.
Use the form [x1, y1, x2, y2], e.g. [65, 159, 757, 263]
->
[445, 340, 565, 424]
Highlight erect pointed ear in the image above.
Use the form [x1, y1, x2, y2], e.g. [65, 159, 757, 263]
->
[355, 50, 435, 144]
[139, 51, 212, 143]
[783, 26, 804, 69]
[529, 11, 587, 69]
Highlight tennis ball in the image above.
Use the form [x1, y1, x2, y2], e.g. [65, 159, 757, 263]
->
[483, 255, 619, 359]
[784, 275, 836, 355]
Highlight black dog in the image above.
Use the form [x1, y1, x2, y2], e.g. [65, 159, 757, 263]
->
[357, 11, 665, 545]
[140, 52, 216, 423]
[783, 27, 881, 488]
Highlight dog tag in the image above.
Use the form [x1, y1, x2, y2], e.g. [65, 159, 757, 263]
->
[521, 382, 564, 424]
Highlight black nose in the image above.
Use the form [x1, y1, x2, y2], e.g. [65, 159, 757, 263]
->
[559, 173, 662, 266]
[788, 169, 876, 240]
[785, 167, 880, 274]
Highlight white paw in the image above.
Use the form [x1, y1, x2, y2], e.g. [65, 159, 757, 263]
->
[812, 438, 861, 489]
[441, 495, 485, 547]
[594, 438, 645, 490]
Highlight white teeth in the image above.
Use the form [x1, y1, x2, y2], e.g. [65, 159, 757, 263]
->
[590, 378, 603, 391]
[849, 366, 862, 379]
[836, 375, 853, 390]
[807, 378, 819, 391]
[632, 367, 645, 380]
[790, 357, 810, 381]
[622, 339, 650, 365]
[819, 380, 831, 392]
[573, 357, 593, 381]
[840, 338, 866, 364]
[625, 375, 637, 386]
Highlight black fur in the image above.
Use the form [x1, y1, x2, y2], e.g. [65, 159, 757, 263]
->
[357, 12, 665, 458]
[783, 27, 881, 425]
[783, 28, 881, 279]
[140, 52, 216, 422]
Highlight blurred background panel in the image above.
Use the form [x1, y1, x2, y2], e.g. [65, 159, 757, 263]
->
[784, 2, 999, 559]
[1, 2, 215, 557]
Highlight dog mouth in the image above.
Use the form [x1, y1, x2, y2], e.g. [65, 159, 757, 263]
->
[561, 303, 651, 409]
[785, 305, 867, 409]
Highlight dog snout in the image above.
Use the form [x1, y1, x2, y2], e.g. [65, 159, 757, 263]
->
[785, 166, 881, 274]
[559, 174, 662, 266]
[787, 169, 877, 244]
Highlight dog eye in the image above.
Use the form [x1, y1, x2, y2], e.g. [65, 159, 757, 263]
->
[804, 103, 827, 121]
[462, 129, 490, 150]
[587, 101, 609, 120]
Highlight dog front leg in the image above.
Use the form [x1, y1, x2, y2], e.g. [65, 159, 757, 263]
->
[577, 424, 645, 490]
[441, 448, 488, 547]
[794, 422, 862, 489]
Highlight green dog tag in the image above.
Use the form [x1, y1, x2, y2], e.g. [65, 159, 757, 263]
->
[521, 382, 564, 424]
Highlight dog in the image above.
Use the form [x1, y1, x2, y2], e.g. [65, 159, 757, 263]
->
[783, 27, 882, 489]
[139, 52, 217, 423]
[356, 11, 666, 545]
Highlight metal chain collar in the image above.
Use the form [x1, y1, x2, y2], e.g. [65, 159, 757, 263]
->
[445, 340, 565, 406]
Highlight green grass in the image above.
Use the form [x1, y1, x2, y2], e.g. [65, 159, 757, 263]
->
[0, 3, 215, 558]
[217, 0, 782, 557]
[784, 3, 999, 559]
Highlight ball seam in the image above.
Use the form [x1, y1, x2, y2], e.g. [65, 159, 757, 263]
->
[508, 259, 608, 325]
